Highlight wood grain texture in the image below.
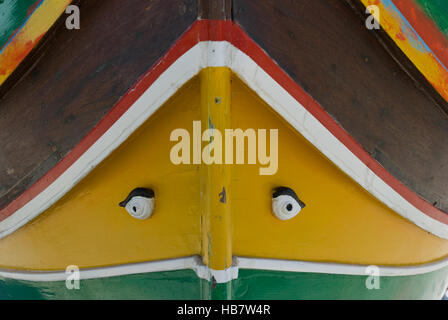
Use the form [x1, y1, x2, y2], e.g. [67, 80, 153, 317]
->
[0, 0, 197, 210]
[233, 0, 448, 212]
[198, 0, 232, 20]
[0, 0, 41, 49]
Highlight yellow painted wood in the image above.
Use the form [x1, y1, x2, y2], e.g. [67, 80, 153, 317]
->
[200, 67, 232, 271]
[230, 74, 448, 266]
[1, 71, 448, 271]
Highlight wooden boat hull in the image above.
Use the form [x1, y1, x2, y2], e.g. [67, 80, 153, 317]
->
[0, 70, 447, 299]
[1, 0, 448, 299]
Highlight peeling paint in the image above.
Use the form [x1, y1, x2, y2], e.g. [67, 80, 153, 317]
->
[361, 0, 448, 104]
[219, 187, 226, 203]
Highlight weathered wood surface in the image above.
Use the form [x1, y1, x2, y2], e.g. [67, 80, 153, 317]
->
[0, 0, 196, 210]
[233, 0, 448, 212]
[1, 0, 448, 215]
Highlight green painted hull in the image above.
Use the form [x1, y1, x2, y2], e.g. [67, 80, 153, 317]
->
[2, 266, 448, 300]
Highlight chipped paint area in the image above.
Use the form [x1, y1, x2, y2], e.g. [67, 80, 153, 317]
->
[382, 0, 430, 54]
[361, 0, 448, 104]
[415, 0, 448, 36]
[0, 0, 71, 85]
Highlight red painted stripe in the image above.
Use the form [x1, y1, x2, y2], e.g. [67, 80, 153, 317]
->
[393, 0, 448, 72]
[2, 19, 448, 229]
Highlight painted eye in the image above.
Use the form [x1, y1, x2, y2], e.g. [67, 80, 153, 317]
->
[119, 188, 155, 220]
[272, 187, 305, 220]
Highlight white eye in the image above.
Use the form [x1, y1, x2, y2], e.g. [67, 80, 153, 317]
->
[119, 188, 155, 220]
[272, 187, 305, 220]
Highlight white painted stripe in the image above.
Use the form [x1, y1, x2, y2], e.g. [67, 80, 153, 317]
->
[1, 41, 448, 241]
[0, 256, 235, 283]
[2, 255, 448, 282]
[195, 264, 239, 283]
[236, 256, 448, 277]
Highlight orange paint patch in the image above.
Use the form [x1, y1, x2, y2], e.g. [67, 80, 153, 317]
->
[0, 36, 41, 76]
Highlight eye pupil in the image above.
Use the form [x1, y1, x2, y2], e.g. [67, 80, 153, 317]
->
[286, 203, 293, 211]
[133, 206, 137, 212]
